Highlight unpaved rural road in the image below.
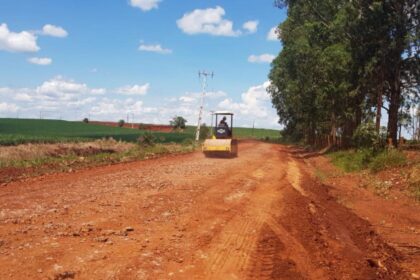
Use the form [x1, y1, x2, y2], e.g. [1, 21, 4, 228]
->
[0, 141, 409, 279]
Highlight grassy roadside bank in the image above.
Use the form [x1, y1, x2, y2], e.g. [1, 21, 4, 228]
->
[328, 149, 408, 173]
[0, 139, 198, 184]
[325, 149, 420, 201]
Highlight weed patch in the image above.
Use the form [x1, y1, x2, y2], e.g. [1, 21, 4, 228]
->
[328, 149, 407, 173]
[328, 149, 373, 172]
[368, 149, 407, 173]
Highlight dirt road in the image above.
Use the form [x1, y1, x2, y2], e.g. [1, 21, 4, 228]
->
[0, 141, 412, 279]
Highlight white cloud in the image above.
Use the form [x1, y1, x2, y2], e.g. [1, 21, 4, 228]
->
[267, 26, 279, 41]
[179, 96, 196, 103]
[0, 102, 19, 113]
[243, 20, 258, 33]
[139, 44, 172, 54]
[206, 91, 227, 99]
[90, 88, 106, 95]
[179, 91, 227, 103]
[14, 92, 33, 102]
[248, 54, 275, 64]
[37, 76, 89, 97]
[218, 81, 278, 124]
[41, 24, 68, 38]
[0, 77, 156, 120]
[177, 6, 241, 37]
[28, 57, 52, 65]
[130, 0, 161, 11]
[0, 23, 40, 53]
[90, 98, 156, 117]
[117, 84, 150, 95]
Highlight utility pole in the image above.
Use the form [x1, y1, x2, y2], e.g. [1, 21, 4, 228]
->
[131, 113, 135, 129]
[196, 71, 214, 141]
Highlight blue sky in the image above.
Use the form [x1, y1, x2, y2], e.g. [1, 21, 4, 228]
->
[0, 0, 286, 128]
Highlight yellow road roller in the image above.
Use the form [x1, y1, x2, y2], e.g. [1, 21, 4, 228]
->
[202, 111, 238, 157]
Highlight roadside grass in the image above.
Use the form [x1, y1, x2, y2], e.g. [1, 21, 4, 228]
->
[328, 149, 372, 172]
[0, 142, 197, 169]
[328, 149, 407, 173]
[369, 149, 407, 172]
[0, 141, 197, 183]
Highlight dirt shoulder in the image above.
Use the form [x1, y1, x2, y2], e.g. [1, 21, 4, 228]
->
[0, 141, 416, 279]
[300, 149, 420, 277]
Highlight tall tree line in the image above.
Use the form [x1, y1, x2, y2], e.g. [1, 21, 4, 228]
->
[269, 0, 419, 147]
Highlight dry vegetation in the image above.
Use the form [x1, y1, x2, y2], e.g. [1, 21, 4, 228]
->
[0, 139, 197, 184]
[0, 139, 134, 163]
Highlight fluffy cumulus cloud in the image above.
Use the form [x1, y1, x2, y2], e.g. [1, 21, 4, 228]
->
[248, 54, 276, 64]
[243, 20, 259, 33]
[0, 76, 107, 115]
[41, 24, 68, 38]
[28, 57, 52, 65]
[177, 6, 241, 37]
[0, 23, 40, 52]
[130, 0, 161, 11]
[179, 91, 227, 103]
[218, 81, 279, 127]
[0, 102, 19, 113]
[116, 84, 150, 95]
[90, 88, 106, 95]
[139, 44, 172, 54]
[89, 97, 158, 120]
[267, 26, 280, 41]
[37, 77, 89, 96]
[0, 77, 153, 119]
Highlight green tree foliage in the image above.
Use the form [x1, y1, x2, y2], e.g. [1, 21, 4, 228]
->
[199, 123, 210, 140]
[269, 0, 419, 147]
[352, 122, 386, 151]
[170, 116, 187, 130]
[118, 119, 125, 127]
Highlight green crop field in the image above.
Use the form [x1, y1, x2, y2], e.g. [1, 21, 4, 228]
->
[0, 119, 191, 146]
[0, 118, 281, 146]
[233, 127, 280, 139]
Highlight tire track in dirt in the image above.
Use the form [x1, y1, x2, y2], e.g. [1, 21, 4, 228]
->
[193, 149, 323, 280]
[199, 162, 286, 280]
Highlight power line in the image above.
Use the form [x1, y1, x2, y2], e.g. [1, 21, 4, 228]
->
[196, 71, 214, 141]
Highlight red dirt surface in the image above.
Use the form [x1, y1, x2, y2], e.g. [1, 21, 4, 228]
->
[0, 141, 416, 279]
[90, 121, 173, 132]
[301, 149, 420, 279]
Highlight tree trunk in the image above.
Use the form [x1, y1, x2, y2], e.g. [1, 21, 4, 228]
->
[331, 111, 337, 147]
[387, 76, 401, 147]
[376, 69, 384, 132]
